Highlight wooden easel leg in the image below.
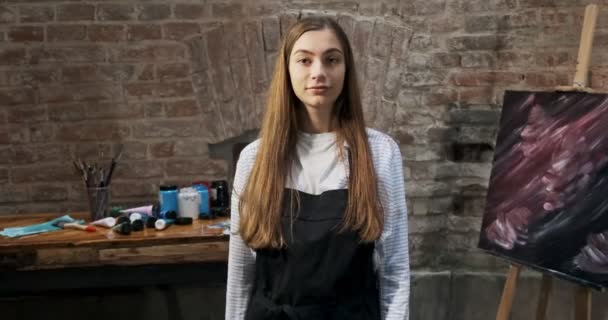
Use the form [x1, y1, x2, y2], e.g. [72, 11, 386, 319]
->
[496, 264, 521, 320]
[535, 274, 552, 320]
[574, 285, 592, 320]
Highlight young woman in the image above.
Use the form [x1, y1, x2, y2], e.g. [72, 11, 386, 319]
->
[226, 16, 410, 320]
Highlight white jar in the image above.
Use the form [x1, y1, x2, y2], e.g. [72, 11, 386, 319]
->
[178, 187, 201, 219]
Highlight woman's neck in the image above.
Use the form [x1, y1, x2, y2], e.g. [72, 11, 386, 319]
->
[297, 105, 336, 134]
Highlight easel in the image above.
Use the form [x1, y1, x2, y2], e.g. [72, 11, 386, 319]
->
[496, 4, 600, 320]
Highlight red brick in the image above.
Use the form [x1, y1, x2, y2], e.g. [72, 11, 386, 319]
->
[173, 4, 208, 19]
[423, 90, 458, 106]
[110, 182, 155, 198]
[12, 165, 77, 183]
[137, 4, 171, 21]
[48, 103, 86, 122]
[19, 5, 54, 23]
[133, 120, 200, 138]
[166, 159, 227, 177]
[8, 26, 44, 42]
[125, 83, 156, 100]
[150, 141, 174, 158]
[211, 3, 244, 18]
[47, 24, 87, 42]
[97, 64, 136, 82]
[88, 25, 126, 42]
[448, 35, 510, 51]
[245, 3, 281, 16]
[152, 139, 210, 158]
[0, 185, 28, 203]
[157, 81, 194, 98]
[31, 185, 69, 201]
[142, 102, 164, 117]
[7, 105, 47, 123]
[0, 168, 7, 184]
[136, 64, 155, 81]
[38, 46, 106, 62]
[524, 72, 569, 88]
[0, 147, 12, 164]
[431, 53, 461, 68]
[157, 63, 189, 80]
[62, 65, 99, 83]
[461, 52, 496, 68]
[57, 4, 95, 22]
[7, 124, 54, 144]
[40, 84, 122, 103]
[262, 17, 280, 52]
[0, 48, 26, 66]
[86, 102, 144, 120]
[56, 123, 130, 141]
[96, 4, 135, 21]
[0, 6, 17, 23]
[117, 141, 147, 160]
[12, 144, 71, 164]
[452, 72, 523, 86]
[458, 87, 496, 104]
[113, 160, 163, 179]
[165, 100, 199, 117]
[0, 88, 36, 106]
[72, 142, 113, 160]
[110, 44, 187, 62]
[534, 51, 572, 67]
[163, 22, 200, 40]
[127, 24, 161, 41]
[0, 127, 9, 145]
[496, 51, 534, 68]
[222, 23, 248, 60]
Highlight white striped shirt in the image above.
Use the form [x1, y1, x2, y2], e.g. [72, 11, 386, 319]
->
[225, 128, 410, 320]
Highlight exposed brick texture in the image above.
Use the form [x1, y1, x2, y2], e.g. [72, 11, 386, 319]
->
[1, 0, 605, 273]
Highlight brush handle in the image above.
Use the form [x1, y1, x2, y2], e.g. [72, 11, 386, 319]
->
[64, 222, 96, 232]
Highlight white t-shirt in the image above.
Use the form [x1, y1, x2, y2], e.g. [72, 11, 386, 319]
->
[288, 131, 348, 195]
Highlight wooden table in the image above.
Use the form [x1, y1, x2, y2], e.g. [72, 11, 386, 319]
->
[0, 213, 230, 295]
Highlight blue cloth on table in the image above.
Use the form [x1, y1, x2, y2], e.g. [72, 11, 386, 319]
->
[0, 215, 83, 238]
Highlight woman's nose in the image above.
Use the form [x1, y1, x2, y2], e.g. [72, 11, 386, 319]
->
[310, 60, 326, 80]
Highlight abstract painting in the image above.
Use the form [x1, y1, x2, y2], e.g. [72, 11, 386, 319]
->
[479, 90, 608, 289]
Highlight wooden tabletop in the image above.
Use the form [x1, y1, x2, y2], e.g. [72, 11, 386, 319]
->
[0, 213, 230, 271]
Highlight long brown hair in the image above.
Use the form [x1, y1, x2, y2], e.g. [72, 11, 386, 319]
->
[239, 16, 383, 249]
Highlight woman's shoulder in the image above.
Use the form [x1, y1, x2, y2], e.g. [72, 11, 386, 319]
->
[238, 139, 261, 163]
[365, 128, 400, 157]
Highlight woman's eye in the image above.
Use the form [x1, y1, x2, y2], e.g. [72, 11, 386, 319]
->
[327, 57, 341, 64]
[298, 58, 311, 64]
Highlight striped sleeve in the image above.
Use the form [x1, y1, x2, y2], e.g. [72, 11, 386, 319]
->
[374, 134, 411, 320]
[225, 143, 258, 320]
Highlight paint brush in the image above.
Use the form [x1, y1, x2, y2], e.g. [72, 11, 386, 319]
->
[53, 221, 96, 232]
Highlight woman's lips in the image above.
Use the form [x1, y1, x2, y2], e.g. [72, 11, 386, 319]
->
[307, 86, 329, 94]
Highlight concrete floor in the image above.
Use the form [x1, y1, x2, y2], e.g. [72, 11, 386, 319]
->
[2, 270, 608, 319]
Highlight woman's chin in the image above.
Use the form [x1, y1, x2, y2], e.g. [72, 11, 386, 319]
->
[302, 98, 334, 110]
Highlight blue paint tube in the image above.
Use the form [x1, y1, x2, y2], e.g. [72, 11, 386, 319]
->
[155, 219, 175, 231]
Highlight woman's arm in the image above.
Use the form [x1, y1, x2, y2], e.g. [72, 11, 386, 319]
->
[376, 141, 410, 320]
[225, 150, 256, 319]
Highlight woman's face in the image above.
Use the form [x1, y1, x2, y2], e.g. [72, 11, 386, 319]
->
[288, 29, 346, 112]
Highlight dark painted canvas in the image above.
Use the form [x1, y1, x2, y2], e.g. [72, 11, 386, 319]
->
[479, 90, 608, 289]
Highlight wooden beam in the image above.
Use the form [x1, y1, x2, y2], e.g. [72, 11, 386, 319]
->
[496, 264, 521, 320]
[574, 285, 592, 320]
[535, 274, 552, 320]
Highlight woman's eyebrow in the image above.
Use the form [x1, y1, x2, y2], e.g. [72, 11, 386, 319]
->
[292, 48, 344, 55]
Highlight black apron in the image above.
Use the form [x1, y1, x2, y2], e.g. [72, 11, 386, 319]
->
[245, 188, 381, 320]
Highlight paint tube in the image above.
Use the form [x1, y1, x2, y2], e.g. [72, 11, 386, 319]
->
[155, 219, 174, 231]
[91, 217, 116, 228]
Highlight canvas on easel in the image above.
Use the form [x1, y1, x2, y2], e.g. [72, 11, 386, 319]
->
[478, 90, 608, 290]
[477, 4, 603, 320]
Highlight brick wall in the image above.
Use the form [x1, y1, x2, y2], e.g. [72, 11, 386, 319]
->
[1, 0, 608, 270]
